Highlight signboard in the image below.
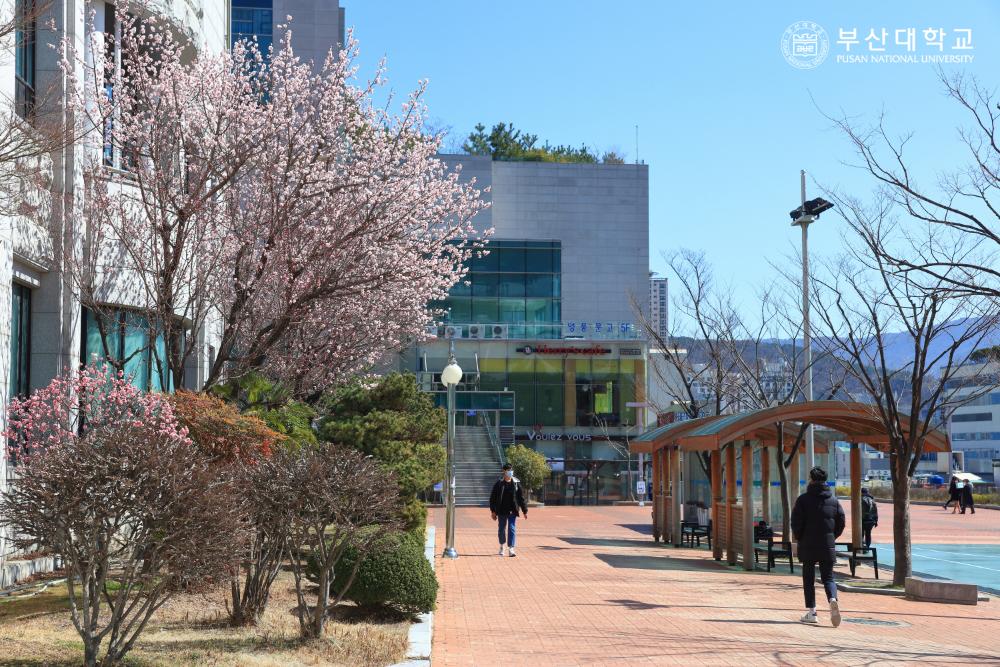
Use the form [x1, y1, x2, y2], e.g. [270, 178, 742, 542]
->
[636, 480, 647, 495]
[526, 430, 593, 441]
[563, 321, 640, 339]
[518, 344, 611, 356]
[620, 348, 643, 356]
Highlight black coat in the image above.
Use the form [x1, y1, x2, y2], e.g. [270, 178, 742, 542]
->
[490, 478, 528, 517]
[961, 483, 975, 507]
[790, 482, 846, 563]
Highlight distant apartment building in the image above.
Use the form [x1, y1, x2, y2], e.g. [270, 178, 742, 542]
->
[944, 360, 1000, 479]
[649, 276, 668, 341]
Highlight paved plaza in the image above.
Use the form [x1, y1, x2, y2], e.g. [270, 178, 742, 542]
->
[429, 504, 1000, 666]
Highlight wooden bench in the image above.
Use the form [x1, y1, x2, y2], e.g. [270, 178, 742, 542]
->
[753, 531, 793, 573]
[835, 542, 879, 579]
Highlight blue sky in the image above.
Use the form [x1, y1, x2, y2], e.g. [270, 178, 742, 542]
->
[343, 1, 999, 313]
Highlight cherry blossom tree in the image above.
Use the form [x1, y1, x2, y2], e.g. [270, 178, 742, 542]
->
[61, 2, 486, 394]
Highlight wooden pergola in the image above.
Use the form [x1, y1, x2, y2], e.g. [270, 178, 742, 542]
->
[631, 401, 950, 570]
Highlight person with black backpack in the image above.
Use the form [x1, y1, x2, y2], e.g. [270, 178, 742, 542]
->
[490, 463, 528, 557]
[860, 487, 878, 549]
[791, 466, 846, 627]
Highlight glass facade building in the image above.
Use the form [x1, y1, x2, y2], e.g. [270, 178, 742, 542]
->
[436, 240, 562, 339]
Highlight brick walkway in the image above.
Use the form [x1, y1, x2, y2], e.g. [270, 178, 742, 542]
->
[429, 505, 1000, 666]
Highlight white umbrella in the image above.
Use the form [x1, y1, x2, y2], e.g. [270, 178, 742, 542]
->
[953, 472, 982, 483]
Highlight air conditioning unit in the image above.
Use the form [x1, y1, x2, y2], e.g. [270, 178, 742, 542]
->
[491, 324, 508, 339]
[468, 324, 485, 339]
[443, 325, 463, 339]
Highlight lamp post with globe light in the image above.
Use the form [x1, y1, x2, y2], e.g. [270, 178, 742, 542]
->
[440, 341, 463, 559]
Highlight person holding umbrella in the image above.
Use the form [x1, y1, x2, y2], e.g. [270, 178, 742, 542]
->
[961, 479, 976, 515]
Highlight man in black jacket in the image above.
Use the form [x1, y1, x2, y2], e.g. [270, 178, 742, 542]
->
[489, 463, 528, 557]
[791, 466, 846, 627]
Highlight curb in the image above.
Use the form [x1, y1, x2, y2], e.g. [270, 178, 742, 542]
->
[392, 525, 435, 667]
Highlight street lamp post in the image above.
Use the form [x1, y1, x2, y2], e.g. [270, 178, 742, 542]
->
[789, 171, 834, 473]
[440, 340, 463, 560]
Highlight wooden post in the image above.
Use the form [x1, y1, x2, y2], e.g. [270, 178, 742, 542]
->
[760, 444, 770, 525]
[789, 445, 800, 505]
[725, 442, 737, 566]
[851, 442, 863, 550]
[651, 448, 661, 542]
[711, 448, 723, 561]
[742, 440, 754, 571]
[671, 446, 682, 547]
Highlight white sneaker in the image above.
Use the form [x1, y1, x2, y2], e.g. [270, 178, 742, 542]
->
[508, 547, 517, 557]
[498, 546, 505, 556]
[800, 611, 818, 624]
[829, 599, 841, 628]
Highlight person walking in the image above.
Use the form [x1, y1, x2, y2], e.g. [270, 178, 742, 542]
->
[960, 480, 976, 515]
[944, 477, 961, 513]
[860, 487, 878, 550]
[791, 466, 846, 627]
[490, 463, 528, 557]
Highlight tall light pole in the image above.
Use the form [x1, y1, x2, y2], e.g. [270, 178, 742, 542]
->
[789, 171, 834, 473]
[440, 340, 463, 559]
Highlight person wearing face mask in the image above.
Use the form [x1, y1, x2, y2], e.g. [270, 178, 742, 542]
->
[489, 463, 529, 557]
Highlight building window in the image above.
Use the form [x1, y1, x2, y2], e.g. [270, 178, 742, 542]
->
[441, 240, 562, 339]
[952, 412, 993, 423]
[231, 0, 273, 54]
[9, 283, 31, 397]
[14, 0, 36, 119]
[82, 307, 176, 392]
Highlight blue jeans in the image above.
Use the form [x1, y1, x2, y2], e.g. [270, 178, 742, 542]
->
[497, 513, 517, 547]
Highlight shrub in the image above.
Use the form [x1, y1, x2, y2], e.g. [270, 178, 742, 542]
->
[1, 365, 245, 667]
[169, 390, 282, 462]
[284, 444, 401, 639]
[331, 529, 436, 615]
[504, 444, 551, 497]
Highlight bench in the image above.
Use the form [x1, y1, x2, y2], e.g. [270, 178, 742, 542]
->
[681, 520, 711, 549]
[835, 542, 879, 579]
[753, 530, 793, 573]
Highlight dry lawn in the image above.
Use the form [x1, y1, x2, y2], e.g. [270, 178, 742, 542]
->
[0, 571, 409, 666]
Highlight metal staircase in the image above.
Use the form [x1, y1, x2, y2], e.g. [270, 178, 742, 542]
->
[451, 425, 502, 506]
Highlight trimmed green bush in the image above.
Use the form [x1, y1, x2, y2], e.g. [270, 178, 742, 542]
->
[333, 530, 436, 615]
[305, 529, 436, 615]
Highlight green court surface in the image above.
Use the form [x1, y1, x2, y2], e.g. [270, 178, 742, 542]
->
[874, 543, 1000, 594]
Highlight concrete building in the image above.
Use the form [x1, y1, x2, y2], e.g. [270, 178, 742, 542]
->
[405, 155, 650, 504]
[649, 275, 668, 341]
[230, 0, 345, 67]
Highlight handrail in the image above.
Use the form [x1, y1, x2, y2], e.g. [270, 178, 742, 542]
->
[479, 411, 506, 467]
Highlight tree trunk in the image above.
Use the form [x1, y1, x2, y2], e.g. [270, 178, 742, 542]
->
[776, 447, 791, 538]
[310, 566, 330, 639]
[84, 640, 99, 667]
[891, 472, 912, 586]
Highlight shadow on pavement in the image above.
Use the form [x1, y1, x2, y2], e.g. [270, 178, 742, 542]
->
[594, 553, 725, 572]
[616, 523, 654, 535]
[560, 536, 656, 548]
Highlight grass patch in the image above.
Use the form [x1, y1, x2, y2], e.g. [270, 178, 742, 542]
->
[0, 571, 409, 666]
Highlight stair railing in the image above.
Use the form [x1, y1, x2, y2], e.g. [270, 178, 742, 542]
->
[478, 411, 506, 467]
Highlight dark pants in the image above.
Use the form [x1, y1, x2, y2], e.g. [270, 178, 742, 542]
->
[802, 558, 837, 609]
[862, 523, 874, 549]
[497, 512, 517, 547]
[961, 498, 975, 514]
